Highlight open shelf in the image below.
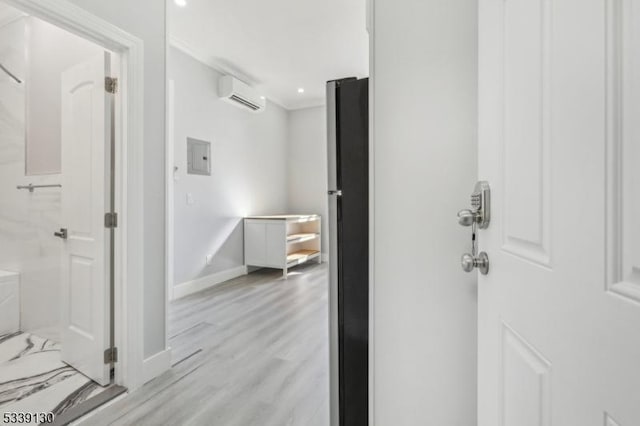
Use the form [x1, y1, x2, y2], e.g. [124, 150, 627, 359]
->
[286, 233, 320, 244]
[287, 250, 321, 266]
[244, 215, 322, 278]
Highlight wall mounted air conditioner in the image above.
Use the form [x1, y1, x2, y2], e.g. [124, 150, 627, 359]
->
[218, 75, 266, 113]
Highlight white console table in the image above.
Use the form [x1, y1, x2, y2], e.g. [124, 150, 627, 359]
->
[244, 215, 322, 278]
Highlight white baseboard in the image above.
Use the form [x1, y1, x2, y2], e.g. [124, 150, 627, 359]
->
[172, 265, 248, 300]
[142, 348, 172, 385]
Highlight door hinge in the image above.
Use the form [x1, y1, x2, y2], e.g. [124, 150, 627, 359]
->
[105, 76, 118, 94]
[104, 347, 118, 364]
[105, 212, 118, 228]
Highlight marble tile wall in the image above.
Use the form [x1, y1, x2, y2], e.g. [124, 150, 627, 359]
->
[0, 17, 63, 342]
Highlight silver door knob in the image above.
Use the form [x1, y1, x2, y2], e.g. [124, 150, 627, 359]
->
[461, 252, 489, 275]
[461, 253, 475, 272]
[457, 209, 478, 227]
[54, 228, 68, 239]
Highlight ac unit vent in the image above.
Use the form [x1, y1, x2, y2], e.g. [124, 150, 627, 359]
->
[218, 75, 266, 113]
[230, 94, 261, 111]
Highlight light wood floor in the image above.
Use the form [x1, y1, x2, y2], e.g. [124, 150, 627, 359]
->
[85, 263, 329, 426]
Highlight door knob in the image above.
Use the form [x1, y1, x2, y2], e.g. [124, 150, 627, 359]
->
[461, 252, 489, 275]
[54, 228, 68, 239]
[457, 209, 478, 227]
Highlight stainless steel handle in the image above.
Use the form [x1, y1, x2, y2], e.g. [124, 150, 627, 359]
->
[54, 228, 68, 239]
[457, 209, 478, 227]
[17, 183, 62, 193]
[461, 252, 489, 275]
[328, 190, 342, 196]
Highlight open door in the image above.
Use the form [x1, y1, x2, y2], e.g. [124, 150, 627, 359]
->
[477, 0, 640, 424]
[59, 52, 112, 386]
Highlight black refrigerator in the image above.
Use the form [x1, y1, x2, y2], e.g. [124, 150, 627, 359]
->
[327, 77, 369, 426]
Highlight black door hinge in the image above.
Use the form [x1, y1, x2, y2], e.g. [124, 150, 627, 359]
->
[105, 212, 118, 228]
[105, 76, 118, 94]
[104, 347, 118, 364]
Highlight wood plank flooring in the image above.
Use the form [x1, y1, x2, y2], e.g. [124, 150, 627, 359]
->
[84, 263, 329, 426]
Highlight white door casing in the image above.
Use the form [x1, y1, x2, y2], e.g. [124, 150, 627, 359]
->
[60, 52, 111, 386]
[478, 0, 640, 425]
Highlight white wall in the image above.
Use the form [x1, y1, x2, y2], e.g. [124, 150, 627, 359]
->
[67, 0, 167, 359]
[371, 0, 478, 424]
[169, 47, 289, 287]
[25, 17, 103, 175]
[287, 106, 329, 258]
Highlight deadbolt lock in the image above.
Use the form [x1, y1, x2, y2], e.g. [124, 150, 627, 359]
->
[457, 181, 490, 229]
[458, 181, 490, 275]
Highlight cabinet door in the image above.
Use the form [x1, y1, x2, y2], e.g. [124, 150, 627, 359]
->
[245, 221, 267, 265]
[266, 222, 286, 267]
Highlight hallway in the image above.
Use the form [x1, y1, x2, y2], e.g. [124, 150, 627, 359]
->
[87, 263, 329, 425]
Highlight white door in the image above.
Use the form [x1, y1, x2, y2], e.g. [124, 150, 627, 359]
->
[60, 53, 111, 386]
[478, 0, 640, 424]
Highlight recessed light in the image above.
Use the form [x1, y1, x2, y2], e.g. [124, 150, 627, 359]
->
[297, 88, 305, 94]
[175, 0, 187, 7]
[260, 96, 266, 100]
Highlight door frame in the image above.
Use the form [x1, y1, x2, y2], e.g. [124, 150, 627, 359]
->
[4, 0, 147, 390]
[366, 0, 376, 425]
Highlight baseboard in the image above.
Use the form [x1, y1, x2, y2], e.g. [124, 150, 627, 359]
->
[141, 348, 172, 385]
[172, 265, 248, 300]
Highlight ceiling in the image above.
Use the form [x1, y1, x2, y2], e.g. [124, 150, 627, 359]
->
[0, 3, 23, 27]
[169, 0, 369, 110]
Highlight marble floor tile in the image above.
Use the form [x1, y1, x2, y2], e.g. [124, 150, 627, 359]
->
[0, 332, 108, 422]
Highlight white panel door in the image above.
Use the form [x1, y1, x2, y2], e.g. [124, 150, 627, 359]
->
[60, 53, 111, 386]
[478, 0, 640, 424]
